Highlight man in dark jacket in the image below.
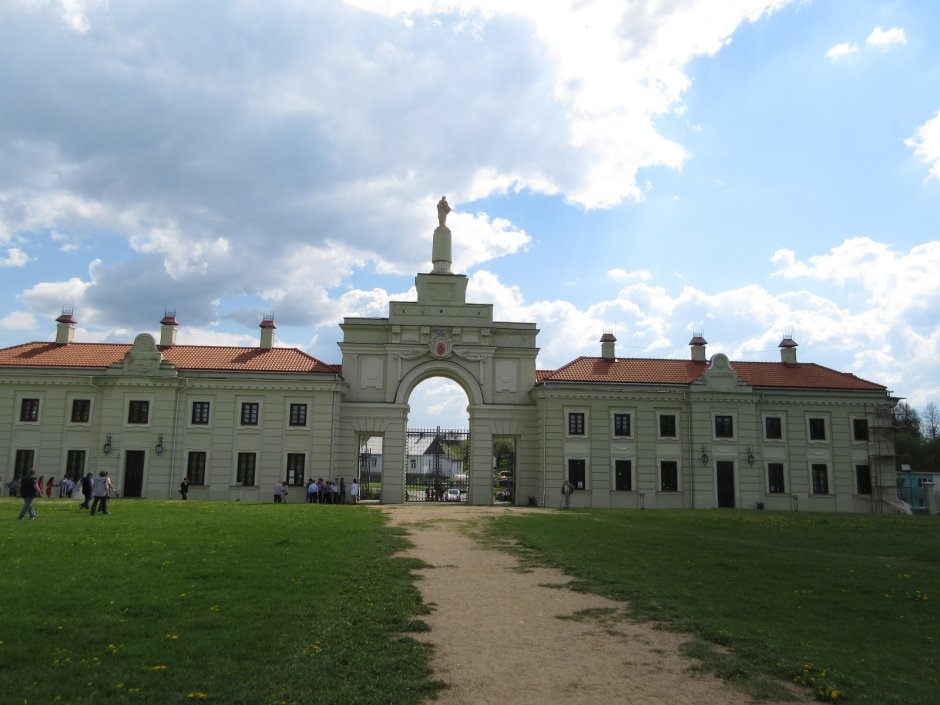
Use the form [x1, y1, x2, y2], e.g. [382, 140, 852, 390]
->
[17, 470, 39, 520]
[79, 472, 94, 509]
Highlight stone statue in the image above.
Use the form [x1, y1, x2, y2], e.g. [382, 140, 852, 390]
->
[436, 196, 452, 227]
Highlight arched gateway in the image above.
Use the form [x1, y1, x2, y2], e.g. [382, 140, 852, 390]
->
[335, 207, 539, 505]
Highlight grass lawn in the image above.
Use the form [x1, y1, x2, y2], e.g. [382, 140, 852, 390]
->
[486, 509, 940, 704]
[0, 498, 441, 705]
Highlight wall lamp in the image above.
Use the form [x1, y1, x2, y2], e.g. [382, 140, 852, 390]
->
[103, 433, 112, 455]
[746, 445, 755, 466]
[155, 434, 164, 456]
[700, 444, 709, 465]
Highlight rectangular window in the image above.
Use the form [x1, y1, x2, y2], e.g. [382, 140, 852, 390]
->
[567, 458, 586, 490]
[808, 417, 827, 441]
[568, 412, 585, 436]
[613, 413, 631, 437]
[286, 453, 305, 486]
[236, 453, 257, 486]
[66, 450, 86, 480]
[71, 399, 91, 423]
[811, 463, 829, 494]
[614, 459, 632, 491]
[289, 403, 308, 427]
[187, 451, 207, 485]
[765, 416, 783, 440]
[660, 460, 679, 492]
[767, 463, 785, 494]
[241, 402, 260, 426]
[14, 449, 35, 479]
[127, 400, 150, 424]
[20, 398, 40, 422]
[714, 415, 734, 439]
[855, 464, 872, 495]
[659, 414, 677, 438]
[852, 418, 869, 442]
[191, 402, 211, 425]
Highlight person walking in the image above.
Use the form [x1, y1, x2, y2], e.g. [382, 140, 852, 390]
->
[273, 480, 286, 503]
[561, 479, 574, 509]
[179, 476, 190, 500]
[17, 470, 39, 520]
[350, 479, 360, 504]
[79, 472, 94, 509]
[90, 471, 114, 516]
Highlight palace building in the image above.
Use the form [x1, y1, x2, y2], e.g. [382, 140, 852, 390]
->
[0, 214, 900, 512]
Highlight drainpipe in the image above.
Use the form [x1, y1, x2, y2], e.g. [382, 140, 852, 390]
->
[541, 398, 547, 508]
[686, 392, 695, 509]
[168, 378, 186, 499]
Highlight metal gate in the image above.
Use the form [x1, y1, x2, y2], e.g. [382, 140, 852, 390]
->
[405, 427, 469, 502]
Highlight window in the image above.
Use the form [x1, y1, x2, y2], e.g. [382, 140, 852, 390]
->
[128, 400, 150, 424]
[286, 453, 305, 486]
[613, 413, 631, 437]
[614, 459, 632, 491]
[20, 398, 40, 422]
[567, 459, 586, 490]
[808, 417, 827, 441]
[811, 463, 829, 494]
[71, 399, 91, 423]
[66, 450, 86, 480]
[236, 453, 257, 486]
[767, 463, 785, 494]
[660, 460, 679, 492]
[714, 415, 734, 439]
[241, 402, 260, 426]
[764, 416, 783, 440]
[852, 418, 869, 442]
[568, 412, 585, 436]
[289, 403, 308, 427]
[187, 452, 207, 485]
[14, 449, 35, 479]
[659, 414, 677, 438]
[855, 464, 872, 495]
[191, 402, 211, 425]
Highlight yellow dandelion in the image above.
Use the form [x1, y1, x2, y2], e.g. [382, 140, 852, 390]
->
[150, 665, 167, 671]
[166, 634, 179, 640]
[209, 605, 220, 612]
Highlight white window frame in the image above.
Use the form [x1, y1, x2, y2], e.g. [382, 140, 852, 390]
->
[237, 398, 263, 428]
[15, 393, 44, 425]
[189, 399, 213, 429]
[658, 457, 681, 493]
[850, 416, 869, 443]
[125, 396, 154, 427]
[611, 457, 634, 492]
[765, 461, 787, 494]
[566, 456, 589, 491]
[762, 413, 786, 442]
[807, 415, 829, 443]
[234, 451, 258, 487]
[810, 462, 831, 495]
[286, 399, 311, 430]
[610, 408, 634, 439]
[565, 408, 588, 438]
[712, 412, 736, 441]
[66, 395, 94, 426]
[656, 410, 680, 439]
[186, 448, 210, 486]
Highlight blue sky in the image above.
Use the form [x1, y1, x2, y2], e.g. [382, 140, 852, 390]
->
[1, 0, 939, 428]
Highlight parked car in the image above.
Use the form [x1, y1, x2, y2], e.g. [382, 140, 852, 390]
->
[444, 487, 462, 502]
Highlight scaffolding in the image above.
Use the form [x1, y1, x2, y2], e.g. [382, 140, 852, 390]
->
[866, 403, 899, 513]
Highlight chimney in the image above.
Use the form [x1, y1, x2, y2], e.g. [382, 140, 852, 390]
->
[160, 311, 179, 347]
[689, 332, 707, 362]
[600, 331, 617, 360]
[259, 315, 276, 350]
[779, 334, 798, 364]
[55, 309, 77, 344]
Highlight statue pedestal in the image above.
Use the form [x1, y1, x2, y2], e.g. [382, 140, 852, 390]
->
[431, 225, 452, 274]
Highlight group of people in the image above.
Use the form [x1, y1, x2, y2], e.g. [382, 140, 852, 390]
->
[14, 469, 115, 520]
[272, 477, 361, 504]
[6, 474, 71, 498]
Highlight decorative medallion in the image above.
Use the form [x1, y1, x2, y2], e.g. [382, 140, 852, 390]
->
[429, 330, 453, 359]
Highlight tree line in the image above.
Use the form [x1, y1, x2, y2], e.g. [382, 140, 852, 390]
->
[893, 402, 940, 473]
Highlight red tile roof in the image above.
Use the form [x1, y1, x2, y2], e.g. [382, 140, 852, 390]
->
[0, 342, 339, 375]
[539, 356, 887, 392]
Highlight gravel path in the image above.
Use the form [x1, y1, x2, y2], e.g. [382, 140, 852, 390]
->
[380, 504, 808, 705]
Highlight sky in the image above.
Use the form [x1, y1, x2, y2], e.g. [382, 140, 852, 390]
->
[1, 0, 939, 428]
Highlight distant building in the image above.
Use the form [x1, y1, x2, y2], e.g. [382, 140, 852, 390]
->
[0, 219, 901, 512]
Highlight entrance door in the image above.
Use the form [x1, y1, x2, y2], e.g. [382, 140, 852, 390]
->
[123, 451, 145, 498]
[716, 461, 735, 508]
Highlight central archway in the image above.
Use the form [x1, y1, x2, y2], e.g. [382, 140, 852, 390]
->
[405, 377, 470, 502]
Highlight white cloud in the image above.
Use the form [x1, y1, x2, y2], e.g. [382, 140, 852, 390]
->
[906, 110, 940, 180]
[0, 247, 29, 267]
[0, 311, 37, 330]
[608, 268, 652, 282]
[866, 26, 906, 47]
[826, 42, 858, 60]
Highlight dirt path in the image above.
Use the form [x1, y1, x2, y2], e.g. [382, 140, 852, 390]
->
[381, 504, 807, 705]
